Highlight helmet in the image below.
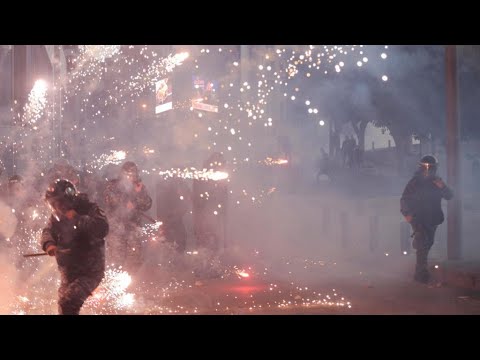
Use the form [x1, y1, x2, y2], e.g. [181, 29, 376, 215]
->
[8, 175, 23, 185]
[45, 179, 77, 206]
[418, 155, 438, 178]
[8, 175, 24, 192]
[121, 161, 138, 175]
[420, 155, 438, 166]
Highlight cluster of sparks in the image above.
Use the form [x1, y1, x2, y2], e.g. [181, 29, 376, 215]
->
[64, 46, 189, 114]
[260, 157, 289, 166]
[92, 150, 127, 170]
[141, 220, 163, 243]
[83, 267, 135, 314]
[21, 79, 48, 127]
[81, 45, 121, 62]
[149, 167, 229, 182]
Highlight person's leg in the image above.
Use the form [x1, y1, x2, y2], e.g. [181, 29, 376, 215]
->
[413, 225, 436, 283]
[58, 272, 104, 315]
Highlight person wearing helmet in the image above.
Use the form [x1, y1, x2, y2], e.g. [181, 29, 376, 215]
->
[191, 153, 229, 278]
[6, 175, 27, 205]
[3, 175, 42, 279]
[103, 161, 152, 273]
[41, 179, 109, 315]
[401, 155, 453, 284]
[193, 153, 228, 251]
[156, 174, 191, 254]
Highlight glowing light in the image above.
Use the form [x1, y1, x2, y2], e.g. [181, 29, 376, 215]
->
[83, 267, 135, 313]
[22, 80, 48, 125]
[94, 150, 127, 170]
[81, 45, 121, 62]
[261, 157, 289, 166]
[382, 75, 388, 81]
[381, 53, 387, 59]
[236, 270, 250, 278]
[319, 120, 325, 126]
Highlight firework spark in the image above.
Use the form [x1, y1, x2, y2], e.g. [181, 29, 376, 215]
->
[22, 79, 48, 126]
[84, 267, 135, 314]
[93, 150, 127, 170]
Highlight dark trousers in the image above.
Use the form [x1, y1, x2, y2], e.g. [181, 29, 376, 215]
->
[411, 223, 437, 282]
[163, 218, 187, 253]
[58, 271, 104, 315]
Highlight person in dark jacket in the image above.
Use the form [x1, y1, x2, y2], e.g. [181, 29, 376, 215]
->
[156, 176, 191, 253]
[103, 161, 152, 273]
[41, 179, 109, 315]
[400, 155, 453, 284]
[192, 153, 228, 252]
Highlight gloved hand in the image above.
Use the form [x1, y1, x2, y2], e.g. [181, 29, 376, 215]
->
[46, 245, 57, 256]
[432, 177, 446, 189]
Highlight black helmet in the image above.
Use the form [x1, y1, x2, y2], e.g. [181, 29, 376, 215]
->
[419, 155, 438, 166]
[121, 161, 139, 181]
[8, 174, 23, 185]
[45, 179, 77, 205]
[418, 155, 438, 177]
[121, 161, 138, 174]
[8, 175, 24, 192]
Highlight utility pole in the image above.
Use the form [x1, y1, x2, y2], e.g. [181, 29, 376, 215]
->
[445, 45, 462, 260]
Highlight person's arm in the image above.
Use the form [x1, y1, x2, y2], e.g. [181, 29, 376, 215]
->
[41, 215, 58, 256]
[433, 177, 454, 200]
[400, 178, 417, 223]
[77, 205, 109, 240]
[132, 181, 152, 212]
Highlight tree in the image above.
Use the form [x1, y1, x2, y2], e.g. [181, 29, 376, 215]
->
[369, 45, 445, 174]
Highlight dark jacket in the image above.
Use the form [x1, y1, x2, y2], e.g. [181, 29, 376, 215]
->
[41, 194, 109, 274]
[103, 178, 152, 225]
[400, 174, 453, 226]
[156, 178, 190, 221]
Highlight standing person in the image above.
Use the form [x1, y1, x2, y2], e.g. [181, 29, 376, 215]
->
[3, 175, 44, 280]
[192, 153, 229, 278]
[103, 161, 152, 273]
[156, 176, 191, 253]
[341, 135, 350, 167]
[193, 153, 228, 252]
[315, 148, 329, 183]
[400, 155, 453, 284]
[41, 179, 109, 315]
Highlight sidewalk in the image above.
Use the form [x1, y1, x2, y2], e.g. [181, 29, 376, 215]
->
[431, 260, 480, 291]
